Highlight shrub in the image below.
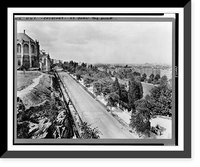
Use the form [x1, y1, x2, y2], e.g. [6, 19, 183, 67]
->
[17, 121, 30, 138]
[80, 122, 101, 139]
[106, 92, 120, 107]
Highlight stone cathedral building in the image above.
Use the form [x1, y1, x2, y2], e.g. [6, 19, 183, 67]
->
[17, 30, 51, 71]
[17, 30, 40, 69]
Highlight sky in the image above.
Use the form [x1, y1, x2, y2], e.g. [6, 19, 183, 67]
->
[17, 20, 172, 65]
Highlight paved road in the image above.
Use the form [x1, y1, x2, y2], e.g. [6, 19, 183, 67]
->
[57, 71, 134, 138]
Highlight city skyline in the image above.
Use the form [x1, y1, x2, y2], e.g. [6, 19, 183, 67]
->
[17, 20, 173, 65]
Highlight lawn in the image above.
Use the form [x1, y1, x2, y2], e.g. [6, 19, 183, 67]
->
[141, 82, 155, 97]
[17, 71, 42, 91]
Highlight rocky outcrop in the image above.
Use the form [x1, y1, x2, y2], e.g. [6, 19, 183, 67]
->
[17, 73, 75, 139]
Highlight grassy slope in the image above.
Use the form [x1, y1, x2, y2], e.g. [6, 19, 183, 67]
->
[17, 71, 41, 91]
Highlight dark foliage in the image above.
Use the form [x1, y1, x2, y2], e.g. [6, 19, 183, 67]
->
[145, 80, 172, 117]
[148, 73, 154, 83]
[154, 74, 160, 81]
[112, 77, 121, 98]
[128, 77, 143, 112]
[141, 73, 147, 82]
[129, 99, 151, 136]
[17, 121, 30, 138]
[160, 75, 168, 86]
[80, 122, 101, 139]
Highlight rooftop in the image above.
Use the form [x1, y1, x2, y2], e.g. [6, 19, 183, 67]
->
[17, 30, 35, 42]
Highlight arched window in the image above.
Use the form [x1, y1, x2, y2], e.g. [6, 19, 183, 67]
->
[31, 45, 35, 54]
[17, 44, 21, 53]
[23, 44, 29, 54]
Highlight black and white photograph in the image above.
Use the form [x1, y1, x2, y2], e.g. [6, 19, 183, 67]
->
[15, 16, 175, 143]
[2, 3, 192, 159]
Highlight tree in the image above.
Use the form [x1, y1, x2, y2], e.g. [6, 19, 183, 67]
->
[93, 81, 102, 96]
[129, 99, 151, 137]
[128, 77, 143, 112]
[118, 70, 125, 79]
[133, 71, 141, 77]
[81, 62, 87, 68]
[124, 68, 132, 79]
[101, 79, 113, 96]
[160, 75, 168, 86]
[148, 83, 172, 116]
[83, 75, 96, 87]
[141, 73, 147, 82]
[158, 86, 172, 116]
[106, 92, 120, 107]
[154, 74, 160, 81]
[148, 73, 154, 83]
[112, 77, 121, 98]
[95, 71, 109, 79]
[120, 84, 129, 104]
[76, 74, 81, 81]
[138, 82, 143, 98]
[150, 85, 163, 101]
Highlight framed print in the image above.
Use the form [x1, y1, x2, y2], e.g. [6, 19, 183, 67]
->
[2, 1, 191, 158]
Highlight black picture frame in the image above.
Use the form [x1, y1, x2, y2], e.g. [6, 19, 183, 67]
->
[2, 1, 191, 158]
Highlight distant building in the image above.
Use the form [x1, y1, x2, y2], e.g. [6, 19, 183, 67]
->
[140, 67, 171, 80]
[152, 68, 161, 76]
[160, 69, 172, 80]
[52, 59, 60, 64]
[135, 67, 161, 78]
[39, 50, 51, 72]
[17, 30, 40, 69]
[107, 65, 172, 81]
